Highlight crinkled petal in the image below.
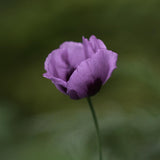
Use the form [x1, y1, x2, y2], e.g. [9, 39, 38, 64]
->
[103, 50, 118, 83]
[67, 49, 118, 99]
[44, 48, 69, 81]
[44, 42, 86, 82]
[82, 36, 94, 58]
[89, 35, 107, 52]
[60, 41, 86, 68]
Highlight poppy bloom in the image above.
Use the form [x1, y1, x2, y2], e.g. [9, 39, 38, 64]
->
[43, 35, 118, 99]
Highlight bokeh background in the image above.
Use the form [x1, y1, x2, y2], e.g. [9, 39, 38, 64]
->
[0, 0, 160, 160]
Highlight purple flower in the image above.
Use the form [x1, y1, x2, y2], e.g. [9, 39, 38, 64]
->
[43, 35, 118, 99]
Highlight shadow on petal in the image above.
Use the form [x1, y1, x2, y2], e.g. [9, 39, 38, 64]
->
[87, 78, 102, 96]
[68, 90, 80, 99]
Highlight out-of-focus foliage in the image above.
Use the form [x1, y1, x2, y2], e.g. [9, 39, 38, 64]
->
[0, 0, 160, 160]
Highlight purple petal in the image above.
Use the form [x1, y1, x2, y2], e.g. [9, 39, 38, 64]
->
[44, 48, 69, 81]
[67, 49, 118, 99]
[43, 72, 67, 94]
[103, 50, 118, 83]
[44, 42, 86, 81]
[82, 36, 94, 58]
[60, 41, 86, 68]
[89, 35, 107, 52]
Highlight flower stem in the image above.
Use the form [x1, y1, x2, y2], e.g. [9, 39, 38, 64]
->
[87, 97, 102, 160]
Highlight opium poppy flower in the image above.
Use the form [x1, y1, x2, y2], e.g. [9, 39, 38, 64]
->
[43, 35, 118, 99]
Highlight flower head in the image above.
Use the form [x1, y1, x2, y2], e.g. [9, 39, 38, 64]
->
[43, 35, 118, 99]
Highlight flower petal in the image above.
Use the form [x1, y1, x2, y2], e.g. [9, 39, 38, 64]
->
[44, 42, 87, 82]
[89, 35, 107, 52]
[82, 36, 94, 58]
[44, 48, 69, 81]
[43, 72, 67, 94]
[67, 49, 118, 99]
[60, 41, 86, 68]
[103, 50, 118, 83]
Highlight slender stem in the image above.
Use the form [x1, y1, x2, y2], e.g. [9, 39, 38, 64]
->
[87, 97, 102, 160]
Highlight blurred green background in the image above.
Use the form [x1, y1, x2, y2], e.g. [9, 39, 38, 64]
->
[0, 0, 160, 160]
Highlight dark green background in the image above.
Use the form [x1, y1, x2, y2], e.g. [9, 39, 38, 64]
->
[0, 0, 160, 160]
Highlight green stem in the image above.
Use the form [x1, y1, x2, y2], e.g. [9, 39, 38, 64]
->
[87, 97, 102, 160]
